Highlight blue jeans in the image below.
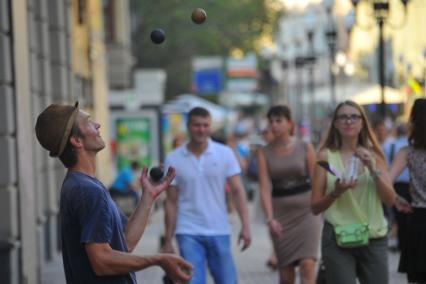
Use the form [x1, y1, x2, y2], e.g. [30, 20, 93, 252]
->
[176, 234, 237, 284]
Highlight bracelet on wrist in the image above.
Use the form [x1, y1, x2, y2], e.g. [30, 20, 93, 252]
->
[371, 169, 382, 180]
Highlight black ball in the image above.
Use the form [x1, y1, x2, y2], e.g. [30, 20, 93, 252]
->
[149, 167, 164, 182]
[150, 28, 165, 44]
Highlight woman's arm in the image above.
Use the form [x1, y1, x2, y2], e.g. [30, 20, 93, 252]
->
[305, 143, 316, 178]
[389, 147, 408, 182]
[256, 147, 282, 237]
[355, 148, 396, 206]
[369, 156, 396, 206]
[257, 148, 273, 223]
[311, 150, 339, 214]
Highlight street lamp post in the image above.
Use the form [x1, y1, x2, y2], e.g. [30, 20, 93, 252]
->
[351, 0, 410, 118]
[324, 0, 337, 108]
[325, 25, 337, 108]
[303, 10, 317, 140]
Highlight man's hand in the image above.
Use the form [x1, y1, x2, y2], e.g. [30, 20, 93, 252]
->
[238, 225, 251, 251]
[140, 167, 176, 202]
[159, 254, 192, 284]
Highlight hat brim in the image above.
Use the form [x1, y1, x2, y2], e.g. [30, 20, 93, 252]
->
[51, 102, 79, 157]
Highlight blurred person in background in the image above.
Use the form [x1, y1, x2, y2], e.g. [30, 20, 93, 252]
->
[384, 123, 411, 251]
[110, 160, 141, 207]
[162, 107, 251, 284]
[35, 102, 191, 284]
[389, 98, 426, 284]
[257, 105, 321, 284]
[373, 117, 399, 249]
[311, 100, 396, 284]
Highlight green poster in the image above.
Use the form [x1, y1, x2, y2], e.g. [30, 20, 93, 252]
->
[116, 117, 151, 170]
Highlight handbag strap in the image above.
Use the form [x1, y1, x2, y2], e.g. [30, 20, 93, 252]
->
[349, 167, 371, 224]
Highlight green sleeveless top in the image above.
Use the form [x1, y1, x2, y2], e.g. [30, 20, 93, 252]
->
[324, 150, 388, 238]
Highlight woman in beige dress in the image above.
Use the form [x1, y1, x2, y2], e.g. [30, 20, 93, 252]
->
[257, 105, 322, 284]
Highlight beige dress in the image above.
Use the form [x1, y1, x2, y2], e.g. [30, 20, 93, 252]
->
[263, 140, 322, 267]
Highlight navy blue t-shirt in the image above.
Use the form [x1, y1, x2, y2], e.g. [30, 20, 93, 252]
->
[60, 171, 137, 284]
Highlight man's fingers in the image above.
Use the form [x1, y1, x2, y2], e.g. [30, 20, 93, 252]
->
[179, 259, 193, 271]
[142, 166, 149, 176]
[164, 167, 176, 182]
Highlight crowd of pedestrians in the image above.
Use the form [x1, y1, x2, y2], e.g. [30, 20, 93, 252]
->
[34, 99, 425, 284]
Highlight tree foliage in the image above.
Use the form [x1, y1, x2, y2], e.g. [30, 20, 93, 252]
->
[130, 0, 283, 100]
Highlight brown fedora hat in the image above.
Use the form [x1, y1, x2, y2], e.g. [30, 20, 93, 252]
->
[35, 102, 79, 157]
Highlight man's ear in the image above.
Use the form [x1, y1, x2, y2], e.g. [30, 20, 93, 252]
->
[70, 136, 83, 148]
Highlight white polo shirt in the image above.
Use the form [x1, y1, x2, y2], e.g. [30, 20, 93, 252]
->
[164, 139, 241, 236]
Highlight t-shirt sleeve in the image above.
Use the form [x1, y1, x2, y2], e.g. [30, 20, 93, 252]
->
[75, 187, 113, 244]
[225, 146, 241, 177]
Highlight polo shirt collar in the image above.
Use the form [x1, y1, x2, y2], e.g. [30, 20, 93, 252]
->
[182, 138, 214, 156]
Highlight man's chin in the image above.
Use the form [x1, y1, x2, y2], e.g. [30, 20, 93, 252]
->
[96, 143, 106, 152]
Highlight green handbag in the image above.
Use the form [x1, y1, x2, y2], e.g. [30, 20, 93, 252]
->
[334, 223, 369, 248]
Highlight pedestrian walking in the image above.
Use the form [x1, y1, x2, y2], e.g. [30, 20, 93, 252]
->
[162, 106, 251, 284]
[389, 98, 426, 284]
[256, 105, 322, 284]
[35, 102, 192, 284]
[385, 123, 411, 251]
[311, 100, 396, 284]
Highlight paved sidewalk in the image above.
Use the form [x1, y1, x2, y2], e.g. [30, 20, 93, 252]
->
[42, 203, 407, 283]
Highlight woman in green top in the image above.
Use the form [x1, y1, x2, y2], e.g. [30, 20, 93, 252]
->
[311, 100, 396, 284]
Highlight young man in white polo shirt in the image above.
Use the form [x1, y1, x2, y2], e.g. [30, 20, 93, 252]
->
[162, 107, 251, 284]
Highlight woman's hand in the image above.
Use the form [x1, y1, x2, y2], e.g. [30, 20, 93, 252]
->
[354, 147, 374, 170]
[268, 219, 283, 238]
[333, 178, 357, 197]
[394, 195, 412, 214]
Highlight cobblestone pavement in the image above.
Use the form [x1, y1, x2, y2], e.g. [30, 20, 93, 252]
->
[42, 202, 407, 284]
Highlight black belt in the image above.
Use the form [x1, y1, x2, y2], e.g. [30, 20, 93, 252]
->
[272, 182, 311, 197]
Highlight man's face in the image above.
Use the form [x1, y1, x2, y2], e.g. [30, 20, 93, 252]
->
[187, 115, 211, 144]
[74, 110, 105, 152]
[374, 123, 387, 143]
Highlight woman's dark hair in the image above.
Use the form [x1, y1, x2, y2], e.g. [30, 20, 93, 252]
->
[59, 123, 84, 168]
[408, 98, 426, 150]
[266, 105, 295, 135]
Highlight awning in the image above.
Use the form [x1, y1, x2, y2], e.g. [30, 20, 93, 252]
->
[350, 85, 406, 105]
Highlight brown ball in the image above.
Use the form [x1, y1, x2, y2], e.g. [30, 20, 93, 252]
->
[191, 8, 207, 24]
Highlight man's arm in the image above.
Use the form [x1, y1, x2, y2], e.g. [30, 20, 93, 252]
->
[124, 167, 175, 252]
[228, 174, 251, 251]
[85, 242, 191, 282]
[162, 186, 178, 253]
